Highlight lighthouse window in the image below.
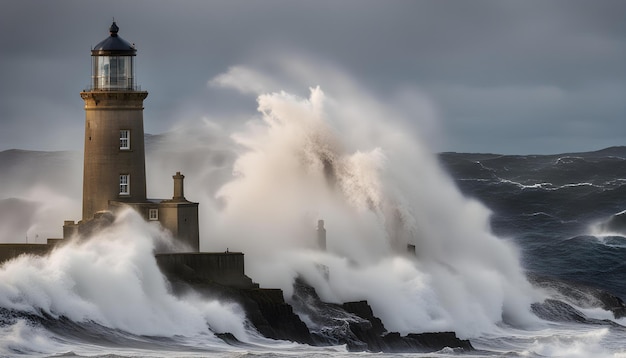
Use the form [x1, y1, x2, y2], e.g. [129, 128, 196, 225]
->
[148, 209, 158, 221]
[92, 56, 134, 90]
[119, 174, 130, 195]
[120, 130, 130, 149]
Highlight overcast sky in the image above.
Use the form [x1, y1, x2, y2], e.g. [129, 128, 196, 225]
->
[1, 0, 624, 154]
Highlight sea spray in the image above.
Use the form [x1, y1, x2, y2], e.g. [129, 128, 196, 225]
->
[199, 80, 544, 337]
[0, 208, 248, 341]
[0, 185, 80, 244]
[0, 150, 82, 244]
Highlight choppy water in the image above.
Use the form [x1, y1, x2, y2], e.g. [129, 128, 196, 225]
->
[438, 147, 626, 357]
[441, 147, 626, 299]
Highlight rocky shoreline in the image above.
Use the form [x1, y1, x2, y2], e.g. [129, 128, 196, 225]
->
[159, 263, 473, 353]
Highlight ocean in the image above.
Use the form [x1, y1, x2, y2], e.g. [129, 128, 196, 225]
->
[1, 87, 625, 357]
[439, 147, 626, 357]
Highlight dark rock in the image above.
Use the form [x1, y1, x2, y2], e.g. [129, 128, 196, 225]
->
[405, 332, 473, 352]
[239, 288, 313, 344]
[160, 271, 313, 345]
[381, 332, 411, 352]
[290, 277, 473, 353]
[290, 278, 373, 350]
[341, 300, 386, 336]
[159, 267, 473, 352]
[378, 331, 474, 353]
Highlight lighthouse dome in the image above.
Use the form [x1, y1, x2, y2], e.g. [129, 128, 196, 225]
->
[88, 22, 139, 90]
[92, 22, 136, 56]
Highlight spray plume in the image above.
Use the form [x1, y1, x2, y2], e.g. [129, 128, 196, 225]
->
[200, 66, 544, 337]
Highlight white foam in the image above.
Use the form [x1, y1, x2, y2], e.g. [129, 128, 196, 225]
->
[0, 209, 248, 342]
[0, 320, 61, 356]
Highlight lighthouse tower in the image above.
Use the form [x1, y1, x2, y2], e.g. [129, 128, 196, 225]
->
[65, 22, 199, 251]
[80, 22, 148, 220]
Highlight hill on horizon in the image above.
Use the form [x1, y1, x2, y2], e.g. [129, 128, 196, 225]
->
[1, 144, 624, 243]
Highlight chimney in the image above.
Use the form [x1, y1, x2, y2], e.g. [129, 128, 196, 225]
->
[317, 219, 327, 250]
[173, 172, 186, 201]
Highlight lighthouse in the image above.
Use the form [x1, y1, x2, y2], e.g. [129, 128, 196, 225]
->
[80, 22, 148, 220]
[65, 22, 200, 251]
[0, 22, 259, 291]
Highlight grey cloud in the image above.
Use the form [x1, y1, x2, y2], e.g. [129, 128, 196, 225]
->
[1, 0, 624, 154]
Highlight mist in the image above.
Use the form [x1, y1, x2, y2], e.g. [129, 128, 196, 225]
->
[0, 150, 81, 243]
[147, 61, 544, 337]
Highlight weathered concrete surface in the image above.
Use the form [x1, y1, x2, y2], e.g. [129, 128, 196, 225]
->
[156, 201, 199, 252]
[0, 244, 53, 263]
[156, 252, 258, 289]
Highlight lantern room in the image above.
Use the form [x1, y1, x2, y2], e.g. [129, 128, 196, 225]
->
[90, 22, 137, 90]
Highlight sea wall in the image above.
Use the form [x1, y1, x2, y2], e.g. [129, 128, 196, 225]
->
[155, 252, 258, 289]
[0, 243, 54, 263]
